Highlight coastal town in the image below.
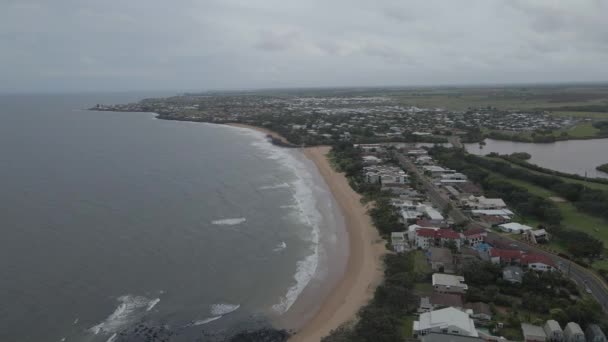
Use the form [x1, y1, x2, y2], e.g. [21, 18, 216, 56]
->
[91, 90, 588, 146]
[325, 141, 607, 342]
[89, 89, 608, 342]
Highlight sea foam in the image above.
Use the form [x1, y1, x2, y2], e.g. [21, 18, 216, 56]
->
[248, 132, 322, 315]
[211, 218, 246, 226]
[89, 295, 160, 335]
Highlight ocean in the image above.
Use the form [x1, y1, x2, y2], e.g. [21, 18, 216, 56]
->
[0, 94, 347, 342]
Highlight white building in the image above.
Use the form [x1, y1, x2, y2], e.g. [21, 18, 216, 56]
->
[544, 320, 564, 342]
[564, 323, 585, 342]
[499, 222, 533, 234]
[391, 232, 409, 253]
[413, 307, 478, 337]
[462, 196, 507, 210]
[432, 273, 468, 294]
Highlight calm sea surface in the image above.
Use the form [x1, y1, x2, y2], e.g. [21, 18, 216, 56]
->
[0, 94, 346, 342]
[464, 138, 608, 179]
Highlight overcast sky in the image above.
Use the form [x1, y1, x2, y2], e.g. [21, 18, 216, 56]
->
[2, 0, 607, 92]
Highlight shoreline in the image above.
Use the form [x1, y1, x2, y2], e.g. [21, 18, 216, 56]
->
[224, 123, 386, 340]
[291, 146, 386, 341]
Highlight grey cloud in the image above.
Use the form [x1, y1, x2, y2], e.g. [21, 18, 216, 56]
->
[1, 0, 607, 92]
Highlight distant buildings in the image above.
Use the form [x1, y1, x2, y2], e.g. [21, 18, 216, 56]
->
[585, 324, 606, 342]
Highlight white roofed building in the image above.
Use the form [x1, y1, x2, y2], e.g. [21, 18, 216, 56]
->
[413, 307, 478, 337]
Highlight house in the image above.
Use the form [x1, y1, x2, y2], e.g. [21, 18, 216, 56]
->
[428, 247, 455, 273]
[585, 324, 606, 342]
[564, 322, 585, 342]
[455, 182, 483, 196]
[489, 248, 524, 265]
[522, 323, 547, 342]
[415, 228, 463, 250]
[419, 293, 464, 313]
[421, 333, 484, 342]
[362, 155, 382, 165]
[391, 232, 409, 253]
[526, 229, 549, 244]
[544, 320, 563, 342]
[471, 209, 515, 220]
[463, 228, 487, 247]
[521, 254, 556, 272]
[499, 222, 534, 234]
[464, 302, 492, 321]
[503, 266, 524, 284]
[462, 196, 507, 210]
[480, 214, 509, 227]
[432, 273, 468, 294]
[413, 307, 478, 337]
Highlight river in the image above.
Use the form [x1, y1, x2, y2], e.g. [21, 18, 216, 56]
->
[464, 138, 608, 179]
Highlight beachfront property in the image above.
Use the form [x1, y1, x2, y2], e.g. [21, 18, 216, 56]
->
[400, 203, 445, 225]
[564, 322, 585, 342]
[419, 293, 464, 313]
[427, 247, 455, 273]
[414, 228, 463, 251]
[391, 232, 409, 253]
[498, 222, 533, 234]
[544, 320, 564, 342]
[413, 307, 478, 337]
[363, 165, 408, 185]
[522, 323, 548, 342]
[432, 273, 468, 294]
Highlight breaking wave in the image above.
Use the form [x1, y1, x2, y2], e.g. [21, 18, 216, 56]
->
[187, 303, 240, 327]
[210, 303, 240, 316]
[248, 133, 322, 315]
[259, 183, 290, 190]
[211, 218, 246, 226]
[273, 241, 287, 252]
[89, 295, 160, 335]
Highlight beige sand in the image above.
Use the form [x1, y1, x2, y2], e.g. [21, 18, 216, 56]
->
[290, 146, 386, 341]
[222, 123, 386, 341]
[226, 123, 293, 145]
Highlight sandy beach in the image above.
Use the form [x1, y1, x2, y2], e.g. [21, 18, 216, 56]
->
[223, 123, 386, 341]
[291, 146, 386, 341]
[226, 123, 293, 145]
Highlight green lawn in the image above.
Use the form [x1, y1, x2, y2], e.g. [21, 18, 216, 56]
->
[412, 250, 431, 276]
[400, 316, 416, 339]
[486, 156, 608, 191]
[478, 167, 608, 255]
[562, 122, 601, 138]
[414, 282, 433, 296]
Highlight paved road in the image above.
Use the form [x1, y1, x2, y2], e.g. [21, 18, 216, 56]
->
[394, 152, 468, 224]
[486, 232, 608, 312]
[394, 150, 608, 312]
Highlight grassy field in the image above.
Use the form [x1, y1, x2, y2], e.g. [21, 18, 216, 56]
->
[412, 250, 431, 276]
[480, 169, 608, 253]
[486, 156, 608, 191]
[400, 316, 416, 339]
[563, 122, 601, 137]
[390, 85, 608, 112]
[551, 111, 608, 119]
